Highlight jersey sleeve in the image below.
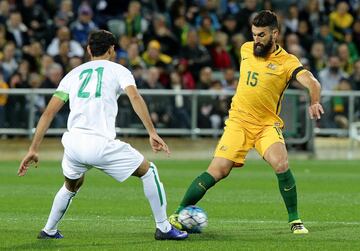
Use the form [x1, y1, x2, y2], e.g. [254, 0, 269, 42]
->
[285, 54, 307, 82]
[116, 65, 136, 90]
[53, 74, 70, 102]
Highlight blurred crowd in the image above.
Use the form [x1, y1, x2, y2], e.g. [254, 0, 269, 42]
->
[0, 0, 360, 132]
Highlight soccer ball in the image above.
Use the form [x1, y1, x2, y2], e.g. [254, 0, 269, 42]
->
[178, 205, 208, 233]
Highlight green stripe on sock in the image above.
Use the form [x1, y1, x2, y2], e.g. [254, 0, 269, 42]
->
[150, 164, 163, 206]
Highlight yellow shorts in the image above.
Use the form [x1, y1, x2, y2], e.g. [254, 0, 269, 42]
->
[214, 120, 285, 166]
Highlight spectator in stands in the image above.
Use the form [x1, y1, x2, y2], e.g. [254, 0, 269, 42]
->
[22, 40, 44, 73]
[0, 0, 10, 25]
[40, 63, 63, 90]
[0, 68, 8, 128]
[299, 0, 325, 35]
[196, 66, 213, 90]
[47, 26, 84, 58]
[115, 35, 130, 66]
[68, 56, 83, 70]
[352, 19, 360, 54]
[180, 29, 212, 80]
[40, 63, 67, 128]
[53, 40, 71, 73]
[197, 78, 227, 130]
[211, 31, 233, 70]
[195, 1, 221, 31]
[175, 58, 195, 90]
[329, 1, 354, 42]
[51, 12, 70, 32]
[297, 19, 313, 52]
[142, 67, 172, 128]
[6, 72, 28, 128]
[230, 33, 246, 69]
[143, 13, 179, 57]
[19, 0, 50, 44]
[337, 43, 356, 75]
[27, 72, 45, 124]
[319, 55, 348, 91]
[221, 67, 237, 90]
[197, 15, 216, 48]
[318, 55, 348, 128]
[17, 59, 31, 86]
[70, 4, 98, 46]
[315, 21, 335, 55]
[131, 64, 146, 89]
[220, 0, 240, 16]
[40, 54, 54, 76]
[220, 14, 239, 39]
[6, 11, 29, 48]
[308, 41, 326, 73]
[126, 42, 145, 70]
[287, 43, 305, 60]
[284, 33, 300, 52]
[142, 40, 172, 69]
[172, 15, 190, 47]
[56, 0, 75, 24]
[344, 31, 359, 62]
[0, 24, 14, 53]
[118, 0, 148, 39]
[349, 59, 360, 90]
[323, 0, 337, 15]
[333, 78, 352, 128]
[284, 4, 300, 34]
[169, 0, 187, 30]
[236, 0, 258, 40]
[1, 42, 18, 80]
[168, 71, 191, 128]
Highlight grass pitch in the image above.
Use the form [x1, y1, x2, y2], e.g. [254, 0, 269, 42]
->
[0, 159, 359, 250]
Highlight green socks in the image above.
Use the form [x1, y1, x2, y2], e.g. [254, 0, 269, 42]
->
[276, 169, 299, 222]
[175, 172, 216, 214]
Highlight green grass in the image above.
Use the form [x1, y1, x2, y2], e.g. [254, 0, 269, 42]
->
[0, 159, 359, 250]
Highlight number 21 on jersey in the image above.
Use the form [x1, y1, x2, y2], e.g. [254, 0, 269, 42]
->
[77, 67, 104, 98]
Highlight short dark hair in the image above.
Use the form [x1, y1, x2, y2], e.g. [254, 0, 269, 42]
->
[88, 30, 117, 57]
[252, 10, 279, 30]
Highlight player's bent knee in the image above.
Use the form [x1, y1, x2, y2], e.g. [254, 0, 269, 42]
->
[64, 175, 84, 192]
[207, 165, 231, 181]
[273, 160, 289, 174]
[132, 159, 150, 177]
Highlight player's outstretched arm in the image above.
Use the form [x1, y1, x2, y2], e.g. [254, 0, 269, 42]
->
[296, 70, 325, 120]
[18, 96, 65, 176]
[125, 85, 170, 155]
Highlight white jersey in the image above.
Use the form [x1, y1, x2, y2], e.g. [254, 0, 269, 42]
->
[55, 60, 136, 139]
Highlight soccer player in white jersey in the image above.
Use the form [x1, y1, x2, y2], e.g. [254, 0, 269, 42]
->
[17, 30, 188, 241]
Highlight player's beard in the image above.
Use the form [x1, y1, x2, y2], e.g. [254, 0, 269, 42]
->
[253, 36, 274, 57]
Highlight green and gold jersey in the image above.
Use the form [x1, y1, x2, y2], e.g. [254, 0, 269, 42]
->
[229, 42, 306, 127]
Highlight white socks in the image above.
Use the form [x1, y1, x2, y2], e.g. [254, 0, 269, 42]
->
[42, 163, 171, 235]
[43, 184, 76, 235]
[141, 162, 171, 233]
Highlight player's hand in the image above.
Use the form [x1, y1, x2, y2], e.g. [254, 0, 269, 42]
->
[18, 150, 39, 176]
[149, 133, 171, 156]
[308, 102, 324, 120]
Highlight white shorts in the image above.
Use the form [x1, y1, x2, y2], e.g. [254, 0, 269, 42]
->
[61, 131, 144, 182]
